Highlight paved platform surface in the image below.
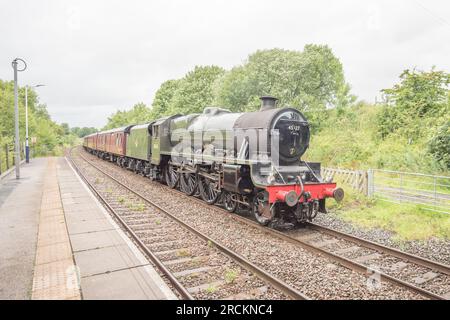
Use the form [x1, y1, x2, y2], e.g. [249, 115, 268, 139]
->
[0, 159, 45, 299]
[0, 156, 176, 300]
[31, 158, 81, 299]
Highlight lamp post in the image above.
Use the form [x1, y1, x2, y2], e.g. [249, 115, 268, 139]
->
[11, 58, 27, 179]
[25, 84, 45, 163]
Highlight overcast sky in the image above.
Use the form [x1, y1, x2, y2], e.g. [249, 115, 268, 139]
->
[0, 0, 449, 128]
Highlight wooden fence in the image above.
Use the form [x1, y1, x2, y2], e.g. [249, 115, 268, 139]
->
[321, 167, 369, 195]
[0, 144, 15, 176]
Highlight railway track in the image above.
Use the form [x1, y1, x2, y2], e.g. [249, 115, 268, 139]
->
[178, 190, 450, 300]
[68, 148, 307, 300]
[196, 192, 450, 300]
[74, 147, 450, 299]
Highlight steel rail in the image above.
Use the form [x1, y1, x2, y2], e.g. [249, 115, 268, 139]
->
[306, 222, 450, 276]
[72, 149, 309, 300]
[78, 148, 447, 300]
[216, 209, 446, 300]
[161, 177, 449, 300]
[67, 150, 194, 300]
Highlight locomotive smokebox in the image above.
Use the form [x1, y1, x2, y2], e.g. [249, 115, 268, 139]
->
[260, 96, 278, 111]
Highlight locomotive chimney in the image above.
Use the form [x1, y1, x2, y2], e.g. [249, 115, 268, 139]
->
[259, 96, 278, 111]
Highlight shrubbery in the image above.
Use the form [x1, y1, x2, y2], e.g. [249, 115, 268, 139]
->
[103, 49, 449, 175]
[0, 80, 94, 160]
[105, 45, 353, 131]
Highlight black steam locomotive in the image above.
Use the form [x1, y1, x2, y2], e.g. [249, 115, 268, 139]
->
[84, 96, 343, 227]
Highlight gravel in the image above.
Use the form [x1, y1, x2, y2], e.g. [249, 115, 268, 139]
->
[314, 212, 450, 265]
[71, 150, 289, 300]
[76, 148, 429, 300]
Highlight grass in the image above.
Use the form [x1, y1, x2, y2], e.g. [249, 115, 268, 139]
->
[224, 268, 239, 284]
[191, 257, 204, 267]
[126, 202, 145, 212]
[117, 197, 125, 204]
[176, 249, 190, 257]
[205, 284, 217, 294]
[134, 203, 145, 212]
[329, 182, 450, 241]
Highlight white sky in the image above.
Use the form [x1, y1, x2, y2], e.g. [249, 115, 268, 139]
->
[0, 0, 449, 128]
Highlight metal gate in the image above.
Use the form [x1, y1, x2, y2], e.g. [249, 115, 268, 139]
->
[368, 169, 450, 214]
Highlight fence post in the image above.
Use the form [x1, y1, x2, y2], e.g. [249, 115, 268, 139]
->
[399, 172, 403, 202]
[367, 169, 374, 197]
[5, 145, 9, 170]
[0, 146, 2, 175]
[434, 176, 437, 211]
[360, 171, 365, 193]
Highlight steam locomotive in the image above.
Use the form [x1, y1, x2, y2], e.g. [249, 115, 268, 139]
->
[83, 96, 343, 227]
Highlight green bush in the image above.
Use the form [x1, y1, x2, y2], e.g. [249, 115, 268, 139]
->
[428, 121, 450, 170]
[0, 79, 79, 158]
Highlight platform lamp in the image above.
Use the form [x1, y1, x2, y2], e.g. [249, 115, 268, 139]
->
[12, 58, 27, 179]
[25, 84, 45, 163]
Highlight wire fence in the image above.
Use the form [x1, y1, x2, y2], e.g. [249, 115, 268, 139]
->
[321, 167, 450, 214]
[369, 169, 450, 215]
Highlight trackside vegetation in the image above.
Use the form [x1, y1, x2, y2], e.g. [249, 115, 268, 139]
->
[102, 46, 449, 240]
[2, 44, 447, 240]
[0, 80, 97, 166]
[327, 180, 450, 241]
[105, 46, 449, 176]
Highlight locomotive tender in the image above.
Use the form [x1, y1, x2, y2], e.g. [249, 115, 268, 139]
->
[83, 96, 343, 227]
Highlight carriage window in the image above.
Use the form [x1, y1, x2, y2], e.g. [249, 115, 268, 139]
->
[154, 126, 159, 138]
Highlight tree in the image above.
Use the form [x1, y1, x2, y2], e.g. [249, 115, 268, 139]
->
[71, 126, 97, 138]
[167, 65, 225, 115]
[105, 46, 350, 132]
[103, 103, 152, 129]
[428, 120, 450, 169]
[377, 68, 450, 171]
[61, 123, 70, 135]
[0, 79, 79, 159]
[378, 68, 450, 141]
[150, 79, 183, 118]
[214, 45, 352, 128]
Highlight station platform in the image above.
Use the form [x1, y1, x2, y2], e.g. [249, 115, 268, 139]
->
[0, 157, 176, 300]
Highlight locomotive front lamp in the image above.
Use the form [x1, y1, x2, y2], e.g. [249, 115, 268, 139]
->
[275, 190, 299, 207]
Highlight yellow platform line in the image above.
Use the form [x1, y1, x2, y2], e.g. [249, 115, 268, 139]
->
[31, 158, 81, 300]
